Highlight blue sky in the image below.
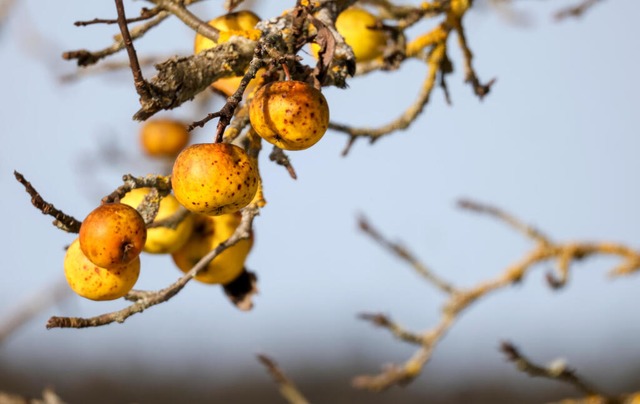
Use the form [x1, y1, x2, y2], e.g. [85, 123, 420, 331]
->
[1, 0, 639, 391]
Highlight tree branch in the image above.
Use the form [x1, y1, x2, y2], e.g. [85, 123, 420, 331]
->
[353, 198, 640, 391]
[257, 354, 310, 404]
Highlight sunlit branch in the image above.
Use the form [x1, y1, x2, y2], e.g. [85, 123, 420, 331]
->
[353, 198, 640, 391]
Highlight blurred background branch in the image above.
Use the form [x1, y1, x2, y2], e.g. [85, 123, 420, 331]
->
[354, 198, 640, 391]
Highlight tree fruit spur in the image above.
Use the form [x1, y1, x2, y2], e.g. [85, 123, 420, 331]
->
[312, 7, 387, 63]
[171, 213, 252, 285]
[171, 143, 259, 215]
[249, 80, 330, 151]
[79, 203, 147, 269]
[64, 238, 140, 301]
[194, 10, 263, 96]
[120, 188, 195, 254]
[139, 119, 190, 158]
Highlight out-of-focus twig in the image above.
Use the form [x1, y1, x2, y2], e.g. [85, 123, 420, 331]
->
[63, 10, 169, 67]
[353, 198, 640, 391]
[0, 388, 66, 404]
[501, 341, 603, 398]
[331, 40, 446, 153]
[458, 198, 550, 245]
[0, 279, 70, 344]
[500, 341, 638, 404]
[59, 56, 163, 83]
[269, 147, 298, 180]
[555, 0, 602, 20]
[0, 0, 16, 30]
[257, 354, 310, 404]
[358, 215, 456, 294]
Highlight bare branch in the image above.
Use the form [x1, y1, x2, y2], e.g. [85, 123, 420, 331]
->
[354, 200, 640, 391]
[0, 279, 70, 344]
[101, 174, 171, 204]
[500, 341, 609, 399]
[14, 171, 82, 233]
[148, 0, 219, 42]
[114, 0, 152, 99]
[458, 198, 551, 245]
[75, 7, 160, 26]
[358, 313, 424, 345]
[63, 11, 169, 67]
[257, 354, 310, 404]
[331, 40, 446, 150]
[555, 0, 603, 20]
[269, 147, 298, 180]
[358, 215, 456, 294]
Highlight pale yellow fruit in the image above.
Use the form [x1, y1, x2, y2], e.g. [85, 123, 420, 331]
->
[171, 143, 259, 215]
[64, 238, 140, 301]
[249, 80, 330, 151]
[79, 203, 147, 269]
[171, 213, 252, 285]
[312, 7, 386, 63]
[120, 188, 194, 254]
[140, 119, 190, 158]
[194, 11, 263, 96]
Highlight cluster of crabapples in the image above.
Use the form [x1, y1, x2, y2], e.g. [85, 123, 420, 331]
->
[62, 5, 388, 302]
[63, 121, 255, 301]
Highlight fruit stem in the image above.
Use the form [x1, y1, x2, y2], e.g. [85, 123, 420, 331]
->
[281, 63, 292, 81]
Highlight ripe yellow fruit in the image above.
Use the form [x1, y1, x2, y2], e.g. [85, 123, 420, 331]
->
[249, 80, 330, 151]
[140, 119, 190, 158]
[311, 7, 386, 63]
[171, 143, 259, 215]
[120, 188, 194, 254]
[171, 213, 252, 285]
[79, 203, 147, 269]
[335, 7, 386, 62]
[64, 238, 140, 301]
[194, 11, 263, 96]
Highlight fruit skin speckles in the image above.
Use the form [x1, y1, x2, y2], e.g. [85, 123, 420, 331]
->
[79, 203, 147, 269]
[171, 143, 259, 216]
[64, 238, 140, 301]
[249, 80, 330, 151]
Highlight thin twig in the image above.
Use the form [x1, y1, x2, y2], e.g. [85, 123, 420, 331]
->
[449, 16, 495, 99]
[257, 354, 310, 404]
[101, 174, 171, 204]
[114, 0, 151, 99]
[269, 147, 298, 180]
[0, 279, 70, 344]
[75, 7, 159, 26]
[554, 0, 602, 20]
[358, 313, 424, 345]
[149, 0, 219, 42]
[358, 215, 456, 294]
[59, 56, 162, 83]
[458, 198, 551, 245]
[500, 341, 613, 401]
[188, 112, 222, 132]
[330, 41, 446, 152]
[63, 11, 169, 67]
[14, 171, 82, 233]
